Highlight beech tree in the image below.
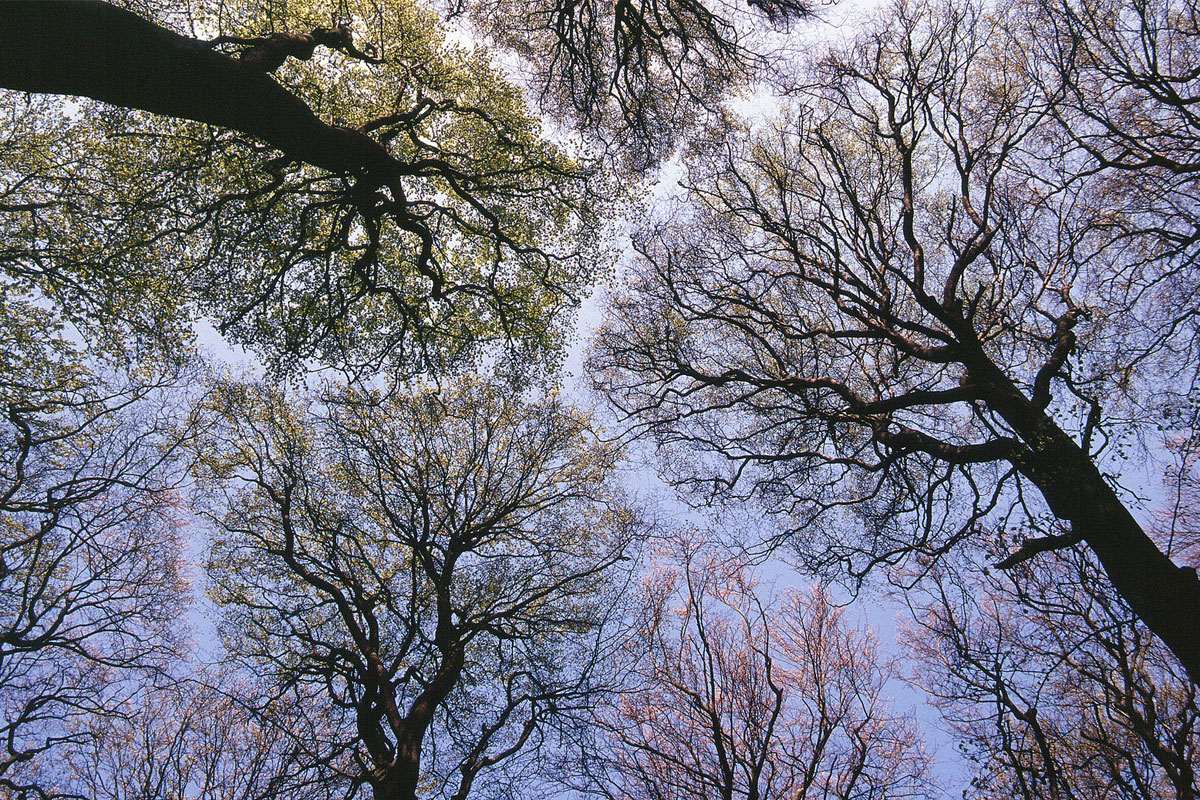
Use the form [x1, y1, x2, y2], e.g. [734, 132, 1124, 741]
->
[193, 377, 641, 800]
[5, 0, 1200, 794]
[578, 541, 931, 800]
[0, 0, 608, 375]
[0, 301, 194, 797]
[590, 0, 1200, 683]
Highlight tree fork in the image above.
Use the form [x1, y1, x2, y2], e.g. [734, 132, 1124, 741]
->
[0, 1, 397, 180]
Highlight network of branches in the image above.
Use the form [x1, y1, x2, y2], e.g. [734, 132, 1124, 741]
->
[0, 0, 1198, 798]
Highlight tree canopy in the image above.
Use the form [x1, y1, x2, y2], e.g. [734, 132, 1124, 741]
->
[1, 0, 1199, 797]
[1, 0, 609, 375]
[194, 377, 641, 798]
[590, 0, 1200, 684]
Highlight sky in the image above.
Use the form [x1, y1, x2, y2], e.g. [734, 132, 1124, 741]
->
[191, 168, 977, 800]
[9, 1, 1197, 796]
[194, 288, 976, 798]
[177, 0, 1070, 790]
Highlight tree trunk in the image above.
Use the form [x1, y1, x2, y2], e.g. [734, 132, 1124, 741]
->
[0, 1, 398, 180]
[968, 355, 1200, 685]
[371, 764, 418, 800]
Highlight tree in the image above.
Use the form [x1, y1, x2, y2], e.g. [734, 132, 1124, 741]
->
[1161, 429, 1200, 568]
[59, 677, 341, 800]
[578, 540, 931, 800]
[0, 0, 606, 375]
[192, 376, 641, 800]
[904, 550, 1199, 799]
[448, 0, 819, 168]
[0, 301, 193, 797]
[1034, 0, 1200, 307]
[589, 0, 1200, 682]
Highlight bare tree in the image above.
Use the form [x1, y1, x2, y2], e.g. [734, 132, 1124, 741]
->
[0, 301, 194, 798]
[1034, 0, 1200, 285]
[445, 0, 818, 168]
[192, 376, 642, 800]
[905, 549, 1199, 799]
[1027, 0, 1200, 523]
[589, 0, 1200, 682]
[58, 676, 344, 800]
[577, 539, 931, 800]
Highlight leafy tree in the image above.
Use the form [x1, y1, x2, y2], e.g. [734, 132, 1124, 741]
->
[0, 0, 607, 375]
[589, 0, 1200, 682]
[0, 301, 194, 797]
[192, 376, 642, 800]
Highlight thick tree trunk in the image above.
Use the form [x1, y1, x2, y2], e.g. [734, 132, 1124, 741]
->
[967, 355, 1200, 685]
[371, 764, 418, 800]
[0, 1, 397, 180]
[360, 645, 464, 800]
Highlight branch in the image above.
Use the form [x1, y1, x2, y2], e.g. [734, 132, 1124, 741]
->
[209, 25, 382, 73]
[995, 530, 1084, 569]
[1031, 301, 1084, 410]
[875, 424, 1023, 465]
[0, 2, 395, 179]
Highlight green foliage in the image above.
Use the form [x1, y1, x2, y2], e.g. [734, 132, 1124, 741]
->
[0, 0, 614, 377]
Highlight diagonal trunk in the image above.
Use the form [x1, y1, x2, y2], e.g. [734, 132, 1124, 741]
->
[0, 1, 397, 180]
[967, 354, 1200, 685]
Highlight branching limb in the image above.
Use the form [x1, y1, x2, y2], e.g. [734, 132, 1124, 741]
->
[996, 529, 1085, 569]
[209, 24, 382, 72]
